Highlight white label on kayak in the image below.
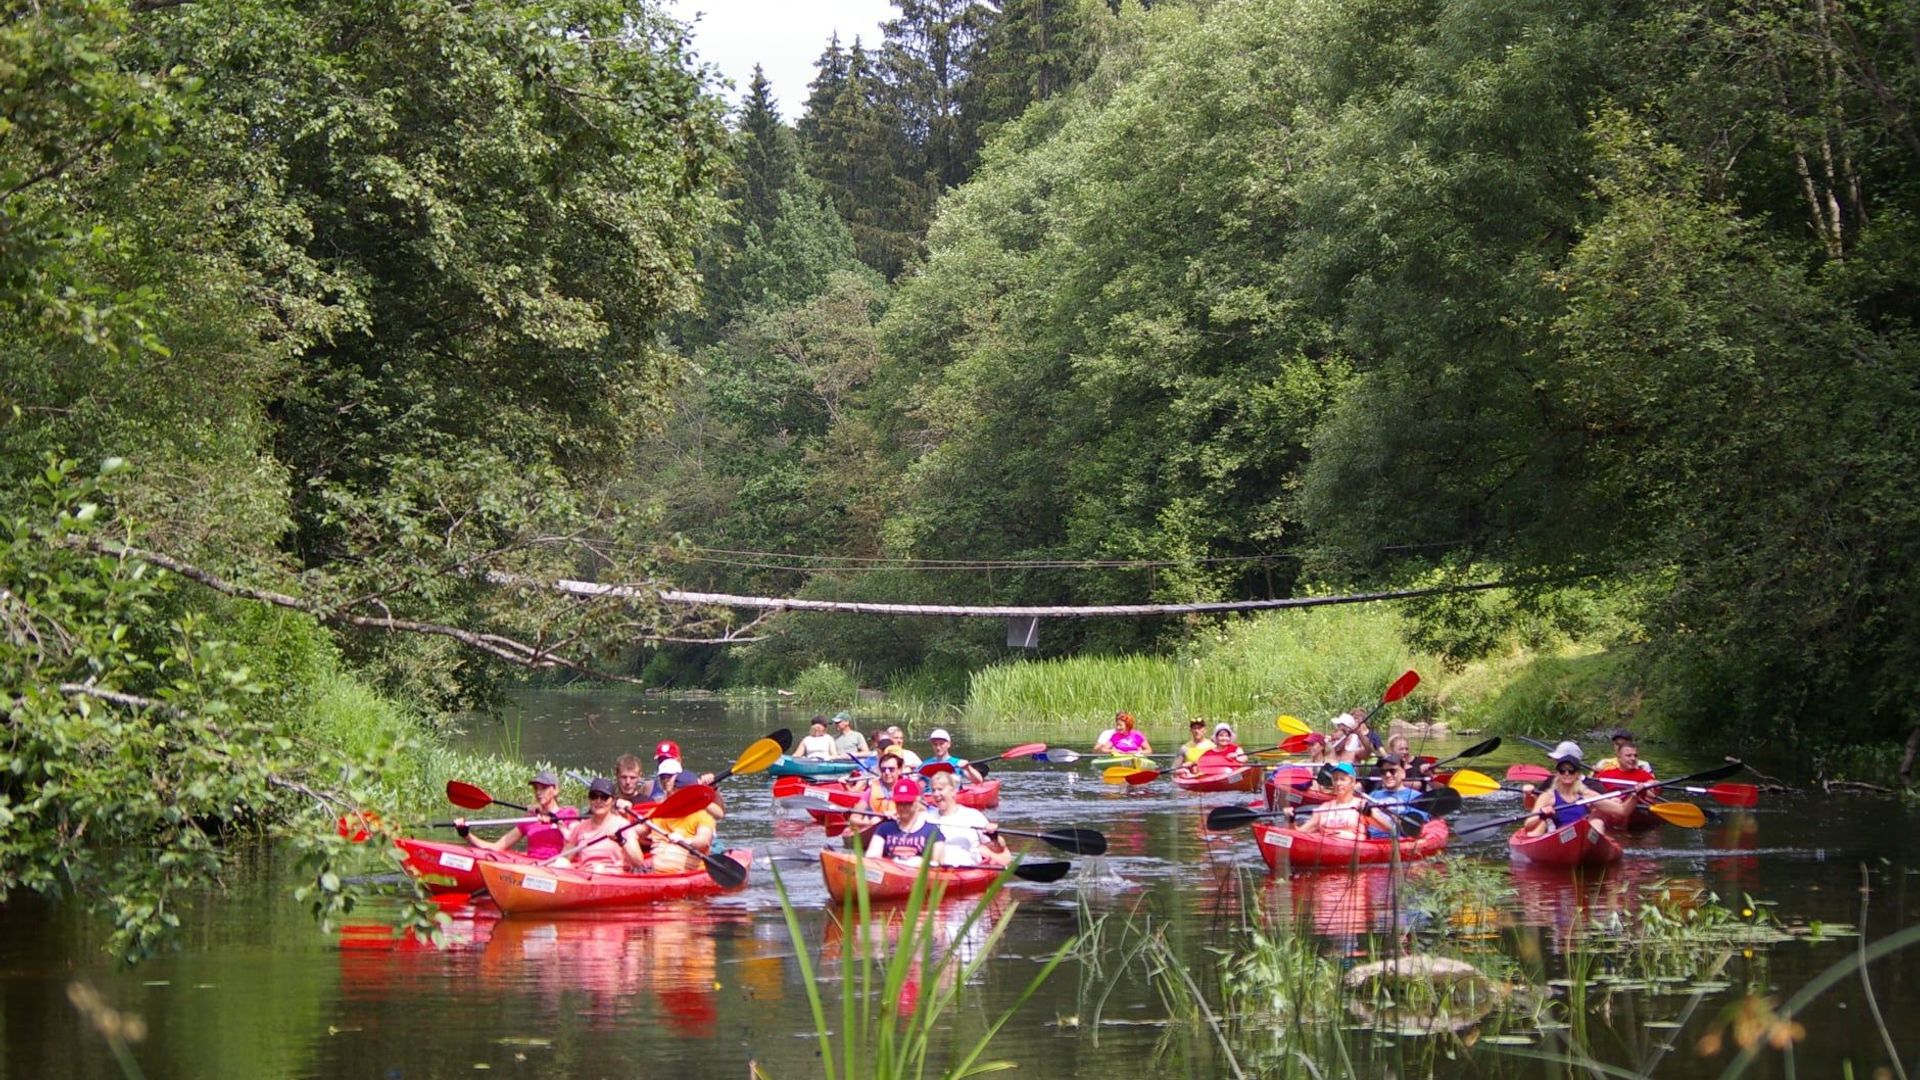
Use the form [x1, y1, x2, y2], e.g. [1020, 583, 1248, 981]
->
[438, 852, 476, 872]
[521, 874, 558, 894]
[1558, 828, 1575, 844]
[1262, 832, 1293, 849]
[864, 865, 887, 885]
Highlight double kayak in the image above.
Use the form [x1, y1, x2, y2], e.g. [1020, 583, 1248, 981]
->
[1508, 818, 1622, 867]
[768, 755, 859, 778]
[1252, 818, 1450, 871]
[395, 837, 541, 895]
[1092, 755, 1158, 770]
[1174, 766, 1262, 794]
[477, 850, 753, 914]
[818, 849, 1001, 904]
[785, 778, 1003, 822]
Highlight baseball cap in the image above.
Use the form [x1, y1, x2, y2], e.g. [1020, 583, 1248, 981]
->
[529, 769, 559, 787]
[1304, 733, 1327, 747]
[1330, 762, 1357, 777]
[834, 714, 853, 726]
[890, 777, 923, 803]
[1333, 713, 1357, 729]
[587, 776, 616, 797]
[657, 758, 683, 775]
[1610, 729, 1635, 742]
[654, 740, 680, 761]
[1550, 740, 1584, 762]
[928, 728, 951, 742]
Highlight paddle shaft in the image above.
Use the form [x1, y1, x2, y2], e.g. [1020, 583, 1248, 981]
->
[1458, 762, 1743, 836]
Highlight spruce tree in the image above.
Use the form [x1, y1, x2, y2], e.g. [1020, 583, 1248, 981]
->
[965, 0, 1098, 137]
[801, 38, 925, 278]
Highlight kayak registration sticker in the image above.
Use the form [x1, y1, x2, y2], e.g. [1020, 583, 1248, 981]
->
[864, 865, 887, 885]
[1262, 832, 1293, 850]
[1558, 829, 1575, 844]
[522, 874, 558, 894]
[438, 852, 476, 871]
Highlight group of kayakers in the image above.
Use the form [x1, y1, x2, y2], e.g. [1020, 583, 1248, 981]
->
[1518, 731, 1656, 837]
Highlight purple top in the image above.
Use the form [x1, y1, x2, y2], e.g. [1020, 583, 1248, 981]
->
[872, 819, 943, 861]
[1108, 730, 1147, 753]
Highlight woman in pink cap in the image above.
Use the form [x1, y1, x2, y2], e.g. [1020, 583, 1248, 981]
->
[865, 775, 944, 866]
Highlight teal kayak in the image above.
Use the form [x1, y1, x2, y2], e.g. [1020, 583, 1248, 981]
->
[767, 755, 859, 778]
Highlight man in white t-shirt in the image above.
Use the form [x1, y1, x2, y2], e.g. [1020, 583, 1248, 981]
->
[924, 772, 1009, 867]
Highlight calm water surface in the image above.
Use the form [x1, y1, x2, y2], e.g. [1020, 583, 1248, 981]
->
[3, 689, 1916, 1078]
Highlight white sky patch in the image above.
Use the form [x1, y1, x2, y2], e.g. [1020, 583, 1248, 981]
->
[666, 0, 898, 120]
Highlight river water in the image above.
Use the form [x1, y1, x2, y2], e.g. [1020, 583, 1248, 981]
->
[3, 689, 1916, 1078]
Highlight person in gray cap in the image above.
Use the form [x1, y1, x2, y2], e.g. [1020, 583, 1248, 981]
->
[453, 767, 575, 859]
[554, 776, 646, 871]
[832, 712, 871, 759]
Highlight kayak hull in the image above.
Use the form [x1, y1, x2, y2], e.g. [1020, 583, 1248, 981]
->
[1253, 819, 1450, 871]
[1174, 767, 1262, 794]
[395, 838, 541, 895]
[818, 849, 1001, 904]
[956, 778, 1002, 809]
[768, 755, 858, 778]
[1092, 755, 1157, 770]
[1508, 818, 1622, 867]
[477, 851, 753, 914]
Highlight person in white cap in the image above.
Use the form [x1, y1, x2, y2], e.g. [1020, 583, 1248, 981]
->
[1330, 713, 1369, 764]
[924, 728, 984, 784]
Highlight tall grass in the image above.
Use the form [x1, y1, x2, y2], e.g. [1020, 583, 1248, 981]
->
[961, 606, 1425, 741]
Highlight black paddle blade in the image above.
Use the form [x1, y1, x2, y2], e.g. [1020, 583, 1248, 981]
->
[975, 761, 991, 777]
[1011, 861, 1073, 883]
[1415, 786, 1464, 819]
[768, 728, 795, 753]
[1040, 827, 1107, 856]
[1684, 762, 1746, 786]
[1205, 805, 1267, 831]
[703, 852, 748, 889]
[1457, 735, 1502, 759]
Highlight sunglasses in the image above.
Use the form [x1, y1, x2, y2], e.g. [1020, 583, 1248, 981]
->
[588, 792, 612, 800]
[1555, 766, 1581, 775]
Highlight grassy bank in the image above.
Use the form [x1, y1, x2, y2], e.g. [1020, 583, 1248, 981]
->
[949, 606, 1659, 746]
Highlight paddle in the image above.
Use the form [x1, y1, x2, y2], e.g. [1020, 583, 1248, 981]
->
[1584, 773, 1760, 808]
[709, 730, 791, 785]
[1032, 747, 1081, 764]
[1101, 764, 1159, 785]
[446, 780, 530, 813]
[1505, 764, 1553, 784]
[1010, 861, 1073, 883]
[1275, 713, 1312, 736]
[1455, 762, 1742, 836]
[431, 816, 542, 829]
[1250, 734, 1316, 761]
[551, 784, 745, 887]
[919, 761, 957, 777]
[1205, 786, 1461, 832]
[993, 826, 1108, 856]
[967, 742, 1048, 777]
[1437, 769, 1500, 797]
[1428, 736, 1502, 769]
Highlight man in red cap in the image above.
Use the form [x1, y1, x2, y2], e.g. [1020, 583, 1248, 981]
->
[864, 775, 943, 865]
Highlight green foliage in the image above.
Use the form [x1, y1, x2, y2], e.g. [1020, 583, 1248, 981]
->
[792, 661, 859, 708]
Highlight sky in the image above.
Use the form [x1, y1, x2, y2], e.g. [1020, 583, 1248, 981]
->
[665, 0, 898, 119]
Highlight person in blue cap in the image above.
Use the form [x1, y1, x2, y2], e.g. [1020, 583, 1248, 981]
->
[1292, 762, 1368, 841]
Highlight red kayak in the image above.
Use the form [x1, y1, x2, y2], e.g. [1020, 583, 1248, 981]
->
[956, 778, 1002, 809]
[1508, 817, 1622, 867]
[1252, 819, 1450, 871]
[1174, 766, 1262, 794]
[395, 837, 542, 895]
[477, 850, 753, 914]
[818, 849, 1001, 904]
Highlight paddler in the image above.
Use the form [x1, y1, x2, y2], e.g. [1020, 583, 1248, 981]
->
[924, 771, 1009, 868]
[882, 726, 924, 769]
[1520, 749, 1609, 838]
[832, 712, 871, 759]
[1178, 718, 1215, 767]
[649, 758, 726, 822]
[1378, 734, 1431, 789]
[1363, 755, 1428, 838]
[923, 728, 985, 783]
[636, 779, 718, 875]
[1594, 731, 1655, 775]
[865, 776, 945, 866]
[1291, 762, 1367, 841]
[453, 767, 576, 859]
[1095, 712, 1152, 756]
[554, 777, 648, 871]
[845, 752, 906, 850]
[797, 717, 838, 760]
[1208, 722, 1248, 765]
[1330, 712, 1369, 764]
[612, 754, 649, 810]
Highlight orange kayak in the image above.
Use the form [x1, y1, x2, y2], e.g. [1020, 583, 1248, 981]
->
[1174, 766, 1262, 794]
[395, 837, 542, 895]
[477, 851, 752, 914]
[817, 849, 1001, 904]
[1507, 817, 1621, 867]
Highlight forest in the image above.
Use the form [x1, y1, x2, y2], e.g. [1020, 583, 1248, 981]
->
[4, 0, 1918, 954]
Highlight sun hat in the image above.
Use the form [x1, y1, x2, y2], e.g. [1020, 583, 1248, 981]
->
[529, 769, 559, 787]
[587, 776, 616, 797]
[1330, 762, 1357, 777]
[928, 728, 952, 742]
[654, 740, 680, 761]
[890, 777, 923, 803]
[1550, 740, 1584, 762]
[1333, 713, 1357, 729]
[1212, 722, 1234, 738]
[834, 714, 853, 726]
[657, 759, 683, 775]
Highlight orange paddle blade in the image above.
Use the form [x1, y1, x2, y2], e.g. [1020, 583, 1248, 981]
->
[1646, 801, 1707, 828]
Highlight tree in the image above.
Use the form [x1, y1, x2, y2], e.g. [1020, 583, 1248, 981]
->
[801, 36, 929, 277]
[963, 0, 1103, 142]
[882, 0, 991, 191]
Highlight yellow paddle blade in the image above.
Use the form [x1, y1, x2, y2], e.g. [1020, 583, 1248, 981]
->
[1102, 765, 1147, 784]
[1648, 800, 1707, 828]
[732, 737, 786, 776]
[1443, 769, 1500, 796]
[1275, 713, 1312, 736]
[1253, 747, 1297, 762]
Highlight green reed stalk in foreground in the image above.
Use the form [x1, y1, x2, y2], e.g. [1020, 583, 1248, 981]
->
[765, 858, 1073, 1080]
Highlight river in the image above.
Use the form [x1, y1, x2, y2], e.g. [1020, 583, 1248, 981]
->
[3, 688, 1915, 1078]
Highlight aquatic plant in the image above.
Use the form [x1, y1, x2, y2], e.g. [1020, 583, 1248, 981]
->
[764, 857, 1072, 1080]
[793, 661, 860, 710]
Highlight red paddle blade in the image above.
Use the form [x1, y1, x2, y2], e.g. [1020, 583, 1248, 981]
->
[1505, 764, 1551, 783]
[651, 783, 716, 819]
[1383, 670, 1421, 704]
[1270, 765, 1314, 786]
[999, 742, 1047, 759]
[919, 761, 956, 777]
[1709, 783, 1759, 807]
[771, 777, 808, 799]
[1279, 733, 1313, 753]
[1124, 769, 1159, 785]
[446, 780, 494, 810]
